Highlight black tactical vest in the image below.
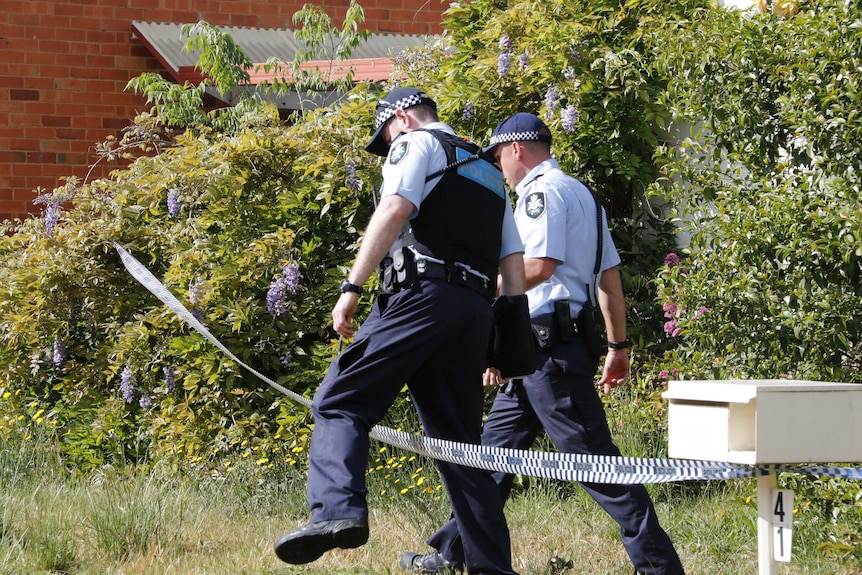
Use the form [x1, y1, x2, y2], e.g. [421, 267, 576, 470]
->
[406, 129, 507, 280]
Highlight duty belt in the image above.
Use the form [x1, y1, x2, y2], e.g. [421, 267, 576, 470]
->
[415, 260, 495, 300]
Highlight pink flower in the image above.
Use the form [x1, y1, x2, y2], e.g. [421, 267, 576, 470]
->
[664, 253, 681, 268]
[662, 301, 678, 318]
[658, 370, 669, 379]
[663, 320, 681, 337]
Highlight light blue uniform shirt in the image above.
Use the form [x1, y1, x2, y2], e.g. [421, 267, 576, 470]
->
[380, 122, 523, 260]
[514, 158, 620, 317]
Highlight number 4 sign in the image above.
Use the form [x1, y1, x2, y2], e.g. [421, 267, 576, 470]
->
[772, 489, 794, 562]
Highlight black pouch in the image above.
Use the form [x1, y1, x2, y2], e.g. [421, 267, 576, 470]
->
[488, 295, 536, 378]
[379, 255, 395, 292]
[577, 299, 608, 359]
[393, 247, 415, 289]
[530, 313, 556, 350]
[554, 300, 576, 343]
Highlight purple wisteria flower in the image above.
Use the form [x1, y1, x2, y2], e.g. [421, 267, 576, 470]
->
[189, 279, 205, 320]
[519, 51, 529, 69]
[139, 394, 152, 410]
[544, 85, 560, 121]
[52, 337, 66, 369]
[346, 161, 361, 192]
[462, 101, 474, 122]
[164, 366, 176, 392]
[167, 188, 182, 217]
[561, 106, 579, 132]
[266, 264, 302, 316]
[497, 34, 512, 78]
[120, 367, 136, 403]
[570, 44, 581, 63]
[498, 51, 511, 78]
[44, 201, 61, 237]
[188, 279, 204, 306]
[280, 352, 293, 369]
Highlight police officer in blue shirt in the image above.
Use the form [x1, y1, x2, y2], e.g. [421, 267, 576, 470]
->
[400, 113, 685, 575]
[273, 88, 527, 575]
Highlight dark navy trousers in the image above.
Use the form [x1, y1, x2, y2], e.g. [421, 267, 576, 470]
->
[307, 279, 518, 575]
[427, 337, 684, 575]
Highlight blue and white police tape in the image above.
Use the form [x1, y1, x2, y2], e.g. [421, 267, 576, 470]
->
[114, 242, 862, 484]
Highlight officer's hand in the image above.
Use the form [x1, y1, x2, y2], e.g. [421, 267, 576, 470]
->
[483, 367, 508, 388]
[332, 292, 360, 339]
[597, 348, 630, 394]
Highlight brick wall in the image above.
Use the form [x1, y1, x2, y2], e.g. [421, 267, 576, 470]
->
[0, 0, 446, 221]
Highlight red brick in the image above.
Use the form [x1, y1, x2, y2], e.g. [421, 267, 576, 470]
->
[8, 138, 39, 151]
[9, 12, 39, 26]
[42, 115, 71, 128]
[24, 126, 56, 139]
[52, 78, 88, 92]
[41, 139, 72, 153]
[25, 101, 56, 115]
[84, 80, 115, 94]
[0, 125, 26, 138]
[86, 55, 116, 68]
[23, 77, 54, 91]
[39, 15, 72, 29]
[69, 65, 101, 79]
[39, 39, 70, 53]
[0, 76, 24, 88]
[0, 201, 30, 215]
[10, 89, 40, 100]
[56, 128, 82, 140]
[25, 52, 56, 66]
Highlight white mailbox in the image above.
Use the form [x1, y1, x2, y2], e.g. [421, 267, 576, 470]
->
[662, 379, 862, 464]
[663, 379, 862, 575]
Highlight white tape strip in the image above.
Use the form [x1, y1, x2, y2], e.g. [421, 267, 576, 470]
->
[114, 243, 862, 484]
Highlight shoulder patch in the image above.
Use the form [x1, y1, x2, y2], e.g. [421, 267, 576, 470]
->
[388, 141, 409, 165]
[525, 192, 546, 219]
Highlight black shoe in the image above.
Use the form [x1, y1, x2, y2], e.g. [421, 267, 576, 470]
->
[274, 518, 369, 564]
[399, 551, 463, 574]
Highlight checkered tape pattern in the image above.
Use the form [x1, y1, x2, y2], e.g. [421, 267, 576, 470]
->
[375, 93, 425, 130]
[489, 131, 548, 146]
[115, 242, 862, 484]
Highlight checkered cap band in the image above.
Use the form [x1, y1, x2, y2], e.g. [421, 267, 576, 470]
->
[374, 93, 425, 130]
[489, 130, 550, 146]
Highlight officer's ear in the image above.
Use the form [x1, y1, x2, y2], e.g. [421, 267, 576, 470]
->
[393, 108, 411, 128]
[510, 141, 525, 159]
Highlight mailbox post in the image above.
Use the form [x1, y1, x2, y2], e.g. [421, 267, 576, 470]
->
[662, 379, 862, 575]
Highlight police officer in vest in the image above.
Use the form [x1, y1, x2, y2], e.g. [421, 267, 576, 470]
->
[273, 88, 527, 575]
[400, 113, 685, 575]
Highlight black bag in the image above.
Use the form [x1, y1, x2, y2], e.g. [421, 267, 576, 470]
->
[578, 187, 609, 360]
[577, 287, 607, 359]
[488, 294, 536, 378]
[529, 313, 556, 350]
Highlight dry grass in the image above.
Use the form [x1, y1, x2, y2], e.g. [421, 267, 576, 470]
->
[1, 447, 860, 575]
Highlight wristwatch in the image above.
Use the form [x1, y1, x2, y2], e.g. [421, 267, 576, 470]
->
[606, 339, 631, 350]
[339, 280, 362, 295]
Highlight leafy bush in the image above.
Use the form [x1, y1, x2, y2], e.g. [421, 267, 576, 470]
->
[0, 98, 383, 470]
[650, 0, 862, 383]
[648, 0, 862, 558]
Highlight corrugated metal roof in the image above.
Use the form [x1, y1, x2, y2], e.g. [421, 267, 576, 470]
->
[131, 21, 432, 82]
